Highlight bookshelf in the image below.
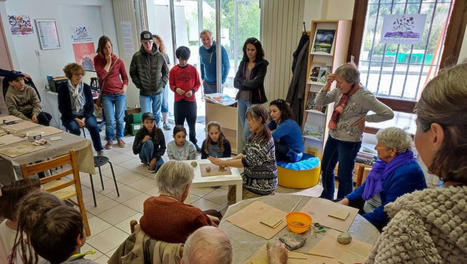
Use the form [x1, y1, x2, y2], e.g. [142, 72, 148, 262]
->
[302, 20, 352, 157]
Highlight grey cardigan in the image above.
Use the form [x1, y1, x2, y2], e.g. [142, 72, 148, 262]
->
[315, 86, 394, 142]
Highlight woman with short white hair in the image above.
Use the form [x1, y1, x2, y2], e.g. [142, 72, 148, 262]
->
[339, 127, 426, 230]
[139, 161, 220, 243]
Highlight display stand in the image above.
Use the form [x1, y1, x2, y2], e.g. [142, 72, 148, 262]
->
[302, 20, 352, 157]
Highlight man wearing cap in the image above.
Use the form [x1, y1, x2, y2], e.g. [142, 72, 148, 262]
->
[130, 31, 169, 127]
[199, 30, 230, 94]
[4, 72, 51, 125]
[132, 112, 166, 172]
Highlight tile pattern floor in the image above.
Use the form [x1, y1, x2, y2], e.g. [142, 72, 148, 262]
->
[77, 123, 323, 263]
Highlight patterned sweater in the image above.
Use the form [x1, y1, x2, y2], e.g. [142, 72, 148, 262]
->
[241, 136, 277, 195]
[366, 186, 467, 263]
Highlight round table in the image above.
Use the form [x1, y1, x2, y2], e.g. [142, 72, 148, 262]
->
[219, 194, 380, 264]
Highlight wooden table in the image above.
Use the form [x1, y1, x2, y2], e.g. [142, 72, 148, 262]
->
[219, 194, 380, 264]
[185, 159, 243, 203]
[0, 116, 95, 184]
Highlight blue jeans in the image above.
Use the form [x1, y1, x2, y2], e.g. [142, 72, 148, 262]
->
[140, 94, 162, 127]
[161, 83, 169, 114]
[320, 136, 361, 200]
[102, 94, 126, 141]
[139, 140, 164, 171]
[63, 115, 103, 152]
[203, 80, 217, 94]
[237, 98, 251, 142]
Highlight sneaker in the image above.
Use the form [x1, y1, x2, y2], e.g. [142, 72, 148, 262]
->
[104, 141, 113, 150]
[117, 139, 125, 148]
[163, 122, 171, 130]
[97, 150, 104, 156]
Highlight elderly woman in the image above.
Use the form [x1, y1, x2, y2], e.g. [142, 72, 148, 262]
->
[139, 161, 220, 243]
[209, 105, 277, 204]
[58, 63, 103, 154]
[315, 63, 394, 200]
[365, 64, 467, 263]
[338, 127, 426, 230]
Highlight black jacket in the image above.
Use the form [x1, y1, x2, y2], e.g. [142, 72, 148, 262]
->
[57, 82, 94, 122]
[234, 59, 269, 104]
[132, 126, 166, 160]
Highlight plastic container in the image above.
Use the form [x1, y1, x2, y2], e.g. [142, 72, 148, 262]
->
[286, 212, 312, 234]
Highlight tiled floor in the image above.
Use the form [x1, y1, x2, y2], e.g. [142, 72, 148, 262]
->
[79, 122, 323, 263]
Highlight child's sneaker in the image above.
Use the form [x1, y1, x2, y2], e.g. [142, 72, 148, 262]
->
[163, 122, 171, 130]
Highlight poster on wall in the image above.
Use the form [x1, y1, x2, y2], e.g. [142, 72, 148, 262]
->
[381, 14, 427, 44]
[73, 42, 96, 71]
[72, 25, 93, 43]
[35, 19, 61, 50]
[120, 21, 135, 57]
[8, 15, 34, 35]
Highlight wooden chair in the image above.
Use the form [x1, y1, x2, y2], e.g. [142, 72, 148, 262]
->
[20, 150, 91, 236]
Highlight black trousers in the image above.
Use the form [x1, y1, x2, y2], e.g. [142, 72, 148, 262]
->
[174, 100, 197, 145]
[275, 140, 291, 162]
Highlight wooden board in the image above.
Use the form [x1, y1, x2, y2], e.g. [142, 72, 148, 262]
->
[0, 141, 46, 157]
[15, 126, 64, 137]
[300, 198, 358, 232]
[3, 121, 40, 134]
[227, 201, 288, 239]
[0, 134, 26, 145]
[200, 163, 232, 177]
[309, 229, 373, 264]
[244, 244, 339, 264]
[0, 115, 22, 123]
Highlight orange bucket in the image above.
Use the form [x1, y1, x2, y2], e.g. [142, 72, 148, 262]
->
[286, 212, 312, 233]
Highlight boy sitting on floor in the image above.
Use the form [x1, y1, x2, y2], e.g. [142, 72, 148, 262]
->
[30, 205, 96, 264]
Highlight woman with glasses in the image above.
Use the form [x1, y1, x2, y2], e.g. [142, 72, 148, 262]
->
[234, 37, 269, 144]
[268, 99, 304, 162]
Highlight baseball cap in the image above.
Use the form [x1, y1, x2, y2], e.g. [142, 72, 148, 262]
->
[140, 31, 153, 41]
[142, 112, 156, 121]
[4, 71, 25, 83]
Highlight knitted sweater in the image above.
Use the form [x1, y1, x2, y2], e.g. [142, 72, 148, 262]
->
[366, 186, 467, 263]
[5, 85, 41, 120]
[241, 136, 277, 195]
[94, 54, 128, 95]
[166, 140, 197, 160]
[169, 64, 200, 102]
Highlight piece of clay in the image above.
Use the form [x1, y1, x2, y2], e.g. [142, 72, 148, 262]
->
[206, 167, 211, 173]
[279, 233, 307, 250]
[337, 232, 352, 245]
[219, 165, 226, 171]
[190, 161, 198, 167]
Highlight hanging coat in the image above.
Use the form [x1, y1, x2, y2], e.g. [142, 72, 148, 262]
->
[292, 33, 310, 72]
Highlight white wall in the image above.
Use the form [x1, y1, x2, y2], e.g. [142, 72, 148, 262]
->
[303, 0, 354, 30]
[0, 0, 118, 126]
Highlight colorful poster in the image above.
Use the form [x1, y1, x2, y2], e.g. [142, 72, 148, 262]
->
[8, 15, 34, 35]
[72, 42, 96, 71]
[381, 14, 427, 44]
[72, 25, 92, 43]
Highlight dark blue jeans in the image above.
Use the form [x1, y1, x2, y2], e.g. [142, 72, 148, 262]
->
[320, 136, 361, 200]
[63, 115, 103, 152]
[139, 140, 164, 171]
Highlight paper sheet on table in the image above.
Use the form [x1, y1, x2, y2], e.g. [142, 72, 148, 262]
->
[16, 125, 64, 137]
[227, 201, 288, 239]
[0, 134, 26, 145]
[0, 115, 22, 123]
[3, 121, 40, 134]
[300, 198, 358, 232]
[0, 141, 46, 157]
[309, 229, 372, 264]
[244, 244, 339, 264]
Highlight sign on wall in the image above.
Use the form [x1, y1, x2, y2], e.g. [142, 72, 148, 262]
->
[8, 15, 34, 35]
[73, 42, 95, 71]
[381, 14, 427, 45]
[71, 25, 93, 43]
[35, 19, 61, 50]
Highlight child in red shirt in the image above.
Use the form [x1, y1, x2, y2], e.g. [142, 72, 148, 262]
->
[169, 46, 201, 151]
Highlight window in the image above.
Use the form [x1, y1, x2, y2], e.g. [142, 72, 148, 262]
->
[358, 0, 454, 101]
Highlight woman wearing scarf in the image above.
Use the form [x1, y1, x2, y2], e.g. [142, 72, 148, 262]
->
[339, 127, 426, 230]
[315, 63, 393, 200]
[58, 63, 104, 155]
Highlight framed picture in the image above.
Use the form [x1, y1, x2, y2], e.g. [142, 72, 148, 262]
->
[35, 19, 60, 50]
[312, 29, 336, 55]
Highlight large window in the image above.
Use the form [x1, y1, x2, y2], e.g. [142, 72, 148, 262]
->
[358, 0, 453, 101]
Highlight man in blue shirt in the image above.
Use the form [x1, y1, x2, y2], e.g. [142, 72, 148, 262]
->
[199, 30, 230, 94]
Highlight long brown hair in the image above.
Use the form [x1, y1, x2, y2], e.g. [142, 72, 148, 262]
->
[415, 63, 467, 185]
[96, 35, 112, 56]
[246, 105, 271, 143]
[204, 121, 226, 154]
[0, 179, 41, 221]
[153, 34, 167, 56]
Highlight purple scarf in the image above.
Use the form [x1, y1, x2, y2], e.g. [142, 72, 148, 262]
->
[362, 150, 416, 200]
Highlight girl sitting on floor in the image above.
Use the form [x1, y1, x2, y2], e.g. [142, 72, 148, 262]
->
[201, 121, 231, 159]
[167, 126, 197, 160]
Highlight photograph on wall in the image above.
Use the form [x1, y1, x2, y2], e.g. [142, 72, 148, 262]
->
[72, 42, 96, 71]
[35, 19, 60, 50]
[381, 14, 427, 44]
[312, 29, 336, 55]
[72, 25, 93, 43]
[8, 15, 34, 35]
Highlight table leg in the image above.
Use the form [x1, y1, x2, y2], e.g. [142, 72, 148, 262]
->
[235, 182, 242, 203]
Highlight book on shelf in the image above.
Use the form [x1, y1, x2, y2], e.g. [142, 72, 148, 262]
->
[311, 29, 336, 55]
